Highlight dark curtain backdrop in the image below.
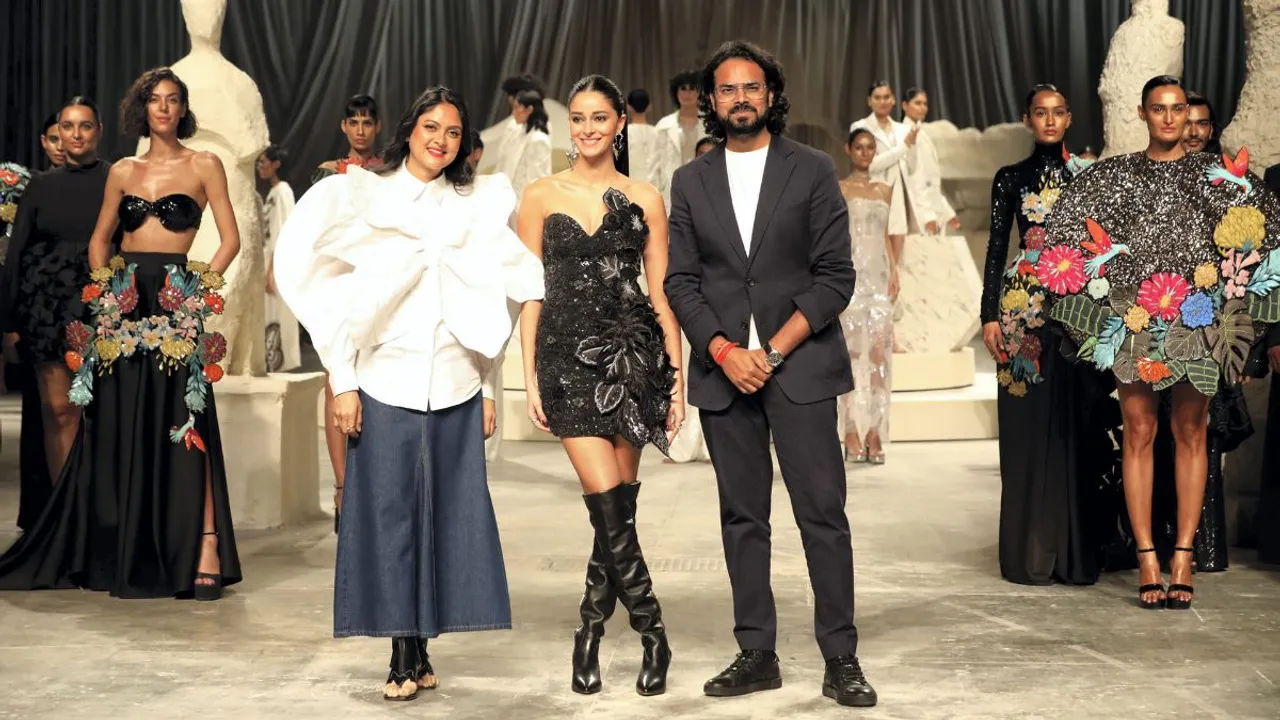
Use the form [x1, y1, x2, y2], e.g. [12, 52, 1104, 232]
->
[1, 0, 1244, 191]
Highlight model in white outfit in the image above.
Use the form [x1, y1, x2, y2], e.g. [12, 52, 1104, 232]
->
[837, 129, 901, 465]
[499, 91, 553, 201]
[900, 88, 959, 234]
[624, 90, 670, 204]
[258, 147, 301, 372]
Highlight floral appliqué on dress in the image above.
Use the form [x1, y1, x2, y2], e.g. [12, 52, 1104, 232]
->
[1041, 149, 1280, 394]
[64, 256, 228, 451]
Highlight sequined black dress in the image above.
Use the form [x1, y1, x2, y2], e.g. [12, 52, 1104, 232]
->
[982, 142, 1124, 585]
[535, 188, 675, 453]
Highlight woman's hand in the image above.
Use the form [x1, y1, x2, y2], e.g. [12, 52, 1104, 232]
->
[526, 384, 550, 432]
[888, 267, 901, 303]
[482, 397, 498, 439]
[982, 321, 1007, 363]
[332, 391, 363, 437]
[666, 375, 686, 442]
[265, 264, 277, 296]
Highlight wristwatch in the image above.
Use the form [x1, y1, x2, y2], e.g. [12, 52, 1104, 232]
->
[763, 343, 785, 369]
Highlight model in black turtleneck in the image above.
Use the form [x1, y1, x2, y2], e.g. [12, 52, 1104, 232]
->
[0, 158, 114, 532]
[1, 160, 115, 360]
[980, 137, 1127, 586]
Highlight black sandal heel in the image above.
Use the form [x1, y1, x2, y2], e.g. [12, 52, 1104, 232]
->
[194, 531, 223, 602]
[384, 638, 422, 701]
[1166, 547, 1196, 610]
[1135, 547, 1165, 610]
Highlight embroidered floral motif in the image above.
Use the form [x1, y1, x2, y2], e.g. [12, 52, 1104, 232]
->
[1035, 245, 1088, 295]
[65, 256, 227, 452]
[996, 240, 1050, 392]
[1137, 272, 1191, 322]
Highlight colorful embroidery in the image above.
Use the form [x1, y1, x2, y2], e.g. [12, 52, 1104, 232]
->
[1041, 150, 1280, 394]
[996, 240, 1048, 391]
[64, 256, 227, 451]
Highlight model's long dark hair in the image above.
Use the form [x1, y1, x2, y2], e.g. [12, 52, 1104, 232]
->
[697, 40, 790, 141]
[516, 90, 550, 135]
[569, 74, 630, 176]
[377, 86, 474, 190]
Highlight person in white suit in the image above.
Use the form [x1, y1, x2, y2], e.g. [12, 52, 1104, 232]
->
[900, 88, 960, 234]
[654, 69, 702, 191]
[498, 90, 552, 201]
[850, 82, 929, 269]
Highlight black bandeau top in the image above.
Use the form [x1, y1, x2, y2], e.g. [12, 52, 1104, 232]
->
[118, 194, 203, 232]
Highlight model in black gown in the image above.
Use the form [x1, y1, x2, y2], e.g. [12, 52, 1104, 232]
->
[0, 68, 242, 600]
[1, 152, 116, 532]
[980, 87, 1123, 585]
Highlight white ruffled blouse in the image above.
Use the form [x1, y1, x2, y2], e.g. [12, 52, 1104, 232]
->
[273, 165, 544, 412]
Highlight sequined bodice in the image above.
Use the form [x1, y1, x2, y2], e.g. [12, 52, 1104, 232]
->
[534, 187, 675, 454]
[118, 194, 203, 233]
[540, 188, 650, 318]
[846, 196, 891, 296]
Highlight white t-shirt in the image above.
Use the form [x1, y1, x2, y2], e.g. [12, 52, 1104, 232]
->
[724, 144, 770, 349]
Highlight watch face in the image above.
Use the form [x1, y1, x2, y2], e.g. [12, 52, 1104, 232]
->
[768, 351, 784, 366]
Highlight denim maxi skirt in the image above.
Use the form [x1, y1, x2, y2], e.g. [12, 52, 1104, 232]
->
[333, 391, 512, 638]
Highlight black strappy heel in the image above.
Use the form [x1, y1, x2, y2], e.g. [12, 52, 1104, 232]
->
[1135, 547, 1165, 610]
[194, 531, 223, 602]
[1166, 547, 1196, 610]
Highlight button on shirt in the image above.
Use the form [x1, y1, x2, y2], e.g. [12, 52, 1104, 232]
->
[724, 144, 770, 349]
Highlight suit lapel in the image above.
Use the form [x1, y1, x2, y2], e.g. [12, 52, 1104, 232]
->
[700, 148, 749, 267]
[747, 139, 795, 266]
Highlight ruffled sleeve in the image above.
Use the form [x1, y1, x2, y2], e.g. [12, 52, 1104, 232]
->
[271, 173, 361, 393]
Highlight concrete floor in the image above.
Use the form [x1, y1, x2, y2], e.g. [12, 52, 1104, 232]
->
[1, 400, 1278, 719]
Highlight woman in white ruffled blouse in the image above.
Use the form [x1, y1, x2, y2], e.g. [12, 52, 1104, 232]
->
[273, 87, 544, 702]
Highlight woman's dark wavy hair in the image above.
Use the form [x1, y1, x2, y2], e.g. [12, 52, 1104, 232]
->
[377, 86, 475, 190]
[569, 74, 630, 176]
[516, 90, 550, 135]
[697, 40, 790, 141]
[120, 67, 197, 139]
[262, 144, 288, 170]
[668, 68, 700, 107]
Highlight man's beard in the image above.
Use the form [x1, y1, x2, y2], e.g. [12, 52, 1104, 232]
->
[716, 103, 768, 138]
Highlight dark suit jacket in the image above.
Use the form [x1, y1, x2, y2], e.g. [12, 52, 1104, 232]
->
[664, 135, 855, 412]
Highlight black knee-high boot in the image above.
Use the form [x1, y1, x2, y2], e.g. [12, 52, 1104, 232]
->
[584, 483, 671, 696]
[570, 482, 640, 694]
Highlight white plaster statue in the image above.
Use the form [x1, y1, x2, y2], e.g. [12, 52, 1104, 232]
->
[139, 0, 269, 375]
[1097, 0, 1184, 158]
[1221, 0, 1280, 168]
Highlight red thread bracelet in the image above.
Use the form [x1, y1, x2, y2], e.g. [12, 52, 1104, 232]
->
[713, 341, 739, 365]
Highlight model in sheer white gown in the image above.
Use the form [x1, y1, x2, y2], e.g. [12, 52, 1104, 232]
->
[838, 129, 900, 464]
[258, 145, 300, 372]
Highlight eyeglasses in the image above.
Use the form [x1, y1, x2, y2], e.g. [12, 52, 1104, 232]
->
[715, 82, 766, 102]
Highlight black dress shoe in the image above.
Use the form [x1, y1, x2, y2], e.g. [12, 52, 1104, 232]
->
[703, 650, 782, 697]
[823, 655, 877, 707]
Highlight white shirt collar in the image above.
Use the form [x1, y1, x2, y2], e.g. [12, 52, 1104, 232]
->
[392, 164, 451, 203]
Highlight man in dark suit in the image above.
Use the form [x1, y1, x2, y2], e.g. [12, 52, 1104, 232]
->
[664, 40, 874, 708]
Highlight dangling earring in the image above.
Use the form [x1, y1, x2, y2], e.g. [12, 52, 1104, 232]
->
[612, 133, 624, 159]
[566, 143, 580, 167]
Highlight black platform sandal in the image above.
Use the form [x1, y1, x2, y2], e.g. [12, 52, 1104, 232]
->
[1166, 547, 1196, 610]
[194, 531, 223, 602]
[334, 484, 344, 535]
[1135, 547, 1165, 610]
[384, 638, 422, 701]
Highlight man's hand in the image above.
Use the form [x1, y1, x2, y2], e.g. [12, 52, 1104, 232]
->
[722, 348, 771, 394]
